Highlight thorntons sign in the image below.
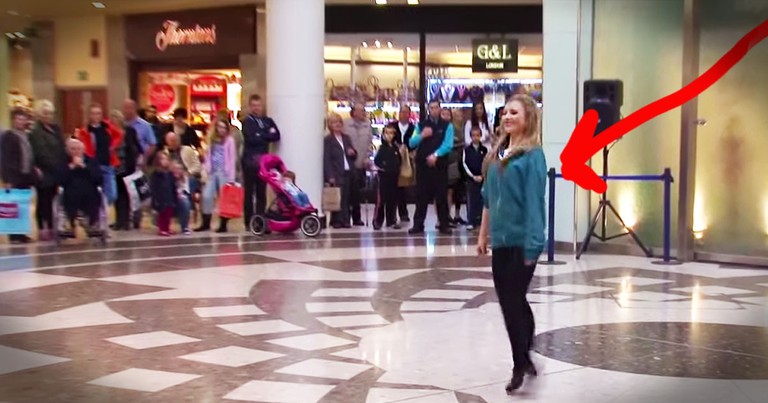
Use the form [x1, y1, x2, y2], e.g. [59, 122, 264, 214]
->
[156, 20, 217, 51]
[126, 6, 255, 60]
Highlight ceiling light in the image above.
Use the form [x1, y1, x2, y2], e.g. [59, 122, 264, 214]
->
[4, 33, 14, 39]
[92, 2, 106, 9]
[374, 40, 381, 48]
[362, 41, 368, 48]
[455, 45, 459, 53]
[408, 0, 419, 4]
[406, 46, 411, 52]
[14, 32, 24, 38]
[375, 0, 387, 5]
[387, 41, 393, 48]
[8, 10, 20, 16]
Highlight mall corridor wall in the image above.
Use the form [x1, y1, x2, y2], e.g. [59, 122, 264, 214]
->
[54, 16, 108, 88]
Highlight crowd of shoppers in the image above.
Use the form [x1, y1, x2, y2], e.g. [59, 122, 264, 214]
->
[0, 92, 281, 243]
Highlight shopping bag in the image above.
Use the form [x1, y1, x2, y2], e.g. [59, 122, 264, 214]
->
[322, 186, 341, 212]
[123, 171, 151, 212]
[219, 182, 244, 218]
[398, 146, 415, 187]
[0, 189, 33, 235]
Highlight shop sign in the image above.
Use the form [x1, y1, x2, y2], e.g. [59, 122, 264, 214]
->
[125, 6, 255, 60]
[191, 76, 226, 96]
[156, 20, 217, 52]
[472, 39, 518, 73]
[149, 84, 176, 113]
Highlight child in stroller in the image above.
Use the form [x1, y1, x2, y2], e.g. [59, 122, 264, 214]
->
[249, 154, 322, 237]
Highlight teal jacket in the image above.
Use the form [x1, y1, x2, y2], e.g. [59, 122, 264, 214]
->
[481, 147, 547, 261]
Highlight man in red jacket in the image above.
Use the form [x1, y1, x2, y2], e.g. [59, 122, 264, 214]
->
[75, 103, 122, 205]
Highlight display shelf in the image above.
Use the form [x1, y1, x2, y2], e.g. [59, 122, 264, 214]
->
[333, 105, 420, 113]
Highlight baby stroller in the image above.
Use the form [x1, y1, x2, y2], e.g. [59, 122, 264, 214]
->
[53, 186, 109, 245]
[249, 154, 322, 237]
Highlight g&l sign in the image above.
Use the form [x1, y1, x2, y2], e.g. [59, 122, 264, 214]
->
[472, 39, 518, 73]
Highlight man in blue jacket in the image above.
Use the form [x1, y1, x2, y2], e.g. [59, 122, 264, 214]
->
[408, 100, 454, 235]
[241, 94, 281, 230]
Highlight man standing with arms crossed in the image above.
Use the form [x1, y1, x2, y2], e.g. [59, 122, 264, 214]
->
[241, 95, 281, 231]
[408, 100, 454, 235]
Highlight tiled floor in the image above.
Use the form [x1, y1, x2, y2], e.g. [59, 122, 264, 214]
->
[1, 225, 767, 402]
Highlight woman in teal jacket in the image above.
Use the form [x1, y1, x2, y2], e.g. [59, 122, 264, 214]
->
[476, 94, 546, 394]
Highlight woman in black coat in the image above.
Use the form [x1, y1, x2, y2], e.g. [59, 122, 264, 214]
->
[28, 101, 68, 240]
[1, 109, 40, 243]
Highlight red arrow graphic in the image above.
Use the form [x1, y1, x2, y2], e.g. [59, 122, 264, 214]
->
[561, 19, 768, 193]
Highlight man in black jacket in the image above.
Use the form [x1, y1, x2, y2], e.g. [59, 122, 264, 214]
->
[393, 105, 415, 222]
[241, 94, 281, 229]
[408, 101, 455, 235]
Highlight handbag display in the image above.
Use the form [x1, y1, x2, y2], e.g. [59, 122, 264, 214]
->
[0, 189, 33, 235]
[218, 182, 244, 218]
[322, 186, 342, 212]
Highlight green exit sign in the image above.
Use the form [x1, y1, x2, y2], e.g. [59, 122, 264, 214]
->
[77, 71, 89, 81]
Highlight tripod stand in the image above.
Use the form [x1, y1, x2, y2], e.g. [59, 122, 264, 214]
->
[576, 144, 653, 259]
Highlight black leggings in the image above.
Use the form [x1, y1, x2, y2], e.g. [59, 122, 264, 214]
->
[492, 246, 537, 371]
[36, 186, 57, 230]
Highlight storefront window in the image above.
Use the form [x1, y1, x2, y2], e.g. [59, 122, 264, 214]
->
[424, 33, 542, 145]
[325, 33, 421, 150]
[693, 0, 768, 257]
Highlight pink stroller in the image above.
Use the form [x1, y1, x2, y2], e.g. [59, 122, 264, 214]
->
[249, 154, 322, 237]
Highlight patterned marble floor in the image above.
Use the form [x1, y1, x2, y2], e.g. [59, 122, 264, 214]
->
[0, 227, 767, 402]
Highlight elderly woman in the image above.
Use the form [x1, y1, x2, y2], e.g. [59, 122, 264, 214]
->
[28, 100, 67, 241]
[1, 108, 41, 244]
[58, 139, 102, 232]
[323, 112, 357, 229]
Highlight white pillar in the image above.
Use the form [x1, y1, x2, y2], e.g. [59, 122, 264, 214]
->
[542, 0, 593, 248]
[266, 0, 325, 216]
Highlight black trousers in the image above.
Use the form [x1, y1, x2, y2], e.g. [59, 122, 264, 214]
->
[35, 186, 57, 230]
[412, 163, 450, 230]
[348, 168, 365, 224]
[397, 186, 410, 220]
[64, 194, 100, 227]
[115, 173, 131, 229]
[243, 169, 267, 226]
[374, 174, 399, 227]
[492, 246, 537, 371]
[330, 171, 353, 227]
[466, 180, 484, 226]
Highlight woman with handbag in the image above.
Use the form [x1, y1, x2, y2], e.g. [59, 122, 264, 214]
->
[1, 109, 41, 244]
[323, 113, 357, 229]
[196, 119, 236, 233]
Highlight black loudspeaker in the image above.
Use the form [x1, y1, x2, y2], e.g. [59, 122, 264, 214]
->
[584, 79, 623, 136]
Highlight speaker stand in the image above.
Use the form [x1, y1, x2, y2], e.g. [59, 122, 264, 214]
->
[576, 146, 653, 259]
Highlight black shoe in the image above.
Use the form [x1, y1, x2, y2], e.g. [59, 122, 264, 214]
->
[400, 216, 410, 223]
[455, 217, 468, 225]
[195, 214, 212, 232]
[408, 227, 424, 235]
[438, 227, 453, 235]
[506, 373, 525, 394]
[392, 224, 402, 230]
[216, 218, 229, 233]
[373, 225, 382, 231]
[353, 221, 365, 227]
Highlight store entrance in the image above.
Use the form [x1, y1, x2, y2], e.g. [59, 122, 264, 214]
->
[138, 69, 243, 144]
